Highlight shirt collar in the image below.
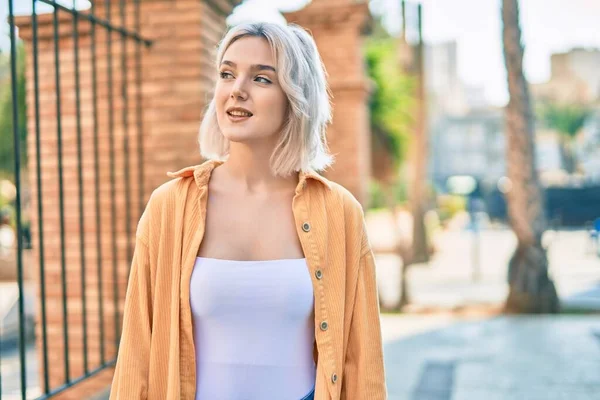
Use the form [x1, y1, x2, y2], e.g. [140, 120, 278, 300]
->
[167, 159, 331, 191]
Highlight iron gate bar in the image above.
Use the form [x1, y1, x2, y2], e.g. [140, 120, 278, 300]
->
[104, 0, 121, 354]
[33, 362, 116, 400]
[120, 0, 133, 267]
[51, 0, 72, 384]
[37, 0, 152, 47]
[71, 0, 89, 375]
[31, 0, 51, 394]
[6, 0, 152, 397]
[135, 0, 144, 217]
[89, 0, 107, 367]
[7, 1, 27, 398]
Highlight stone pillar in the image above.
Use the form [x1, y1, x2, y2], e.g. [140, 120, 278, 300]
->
[14, 1, 238, 397]
[284, 0, 373, 205]
[139, 0, 241, 193]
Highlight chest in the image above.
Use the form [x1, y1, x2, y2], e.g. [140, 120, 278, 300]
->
[197, 190, 305, 260]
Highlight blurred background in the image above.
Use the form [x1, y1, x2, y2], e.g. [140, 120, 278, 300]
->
[0, 0, 599, 399]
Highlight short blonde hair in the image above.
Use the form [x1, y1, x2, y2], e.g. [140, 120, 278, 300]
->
[199, 22, 334, 176]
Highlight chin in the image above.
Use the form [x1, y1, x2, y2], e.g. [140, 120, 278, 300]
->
[222, 130, 255, 143]
[223, 128, 277, 145]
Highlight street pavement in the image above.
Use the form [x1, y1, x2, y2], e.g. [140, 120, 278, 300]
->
[370, 218, 600, 400]
[381, 314, 600, 400]
[368, 222, 600, 311]
[0, 340, 40, 400]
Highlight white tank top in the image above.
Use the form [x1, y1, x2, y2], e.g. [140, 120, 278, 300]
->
[190, 257, 317, 400]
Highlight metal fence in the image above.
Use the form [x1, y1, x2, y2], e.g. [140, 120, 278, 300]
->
[4, 1, 151, 398]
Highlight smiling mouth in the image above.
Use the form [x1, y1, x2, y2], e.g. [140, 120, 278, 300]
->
[227, 110, 253, 117]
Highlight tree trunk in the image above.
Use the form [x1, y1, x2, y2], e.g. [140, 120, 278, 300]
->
[385, 185, 411, 311]
[397, 246, 410, 308]
[501, 0, 559, 313]
[559, 137, 576, 174]
[409, 3, 429, 265]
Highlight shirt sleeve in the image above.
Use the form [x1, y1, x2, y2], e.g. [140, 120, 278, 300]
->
[110, 210, 153, 399]
[341, 221, 387, 399]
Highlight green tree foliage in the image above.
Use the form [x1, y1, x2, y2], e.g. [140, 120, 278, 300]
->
[539, 102, 590, 173]
[0, 42, 27, 177]
[364, 29, 415, 171]
[540, 102, 589, 139]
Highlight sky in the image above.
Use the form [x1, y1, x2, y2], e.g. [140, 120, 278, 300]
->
[228, 0, 600, 106]
[2, 0, 600, 106]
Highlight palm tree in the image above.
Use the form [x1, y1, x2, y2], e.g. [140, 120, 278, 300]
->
[501, 0, 559, 313]
[540, 102, 589, 174]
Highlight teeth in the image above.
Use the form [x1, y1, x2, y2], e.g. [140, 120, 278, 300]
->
[229, 110, 251, 117]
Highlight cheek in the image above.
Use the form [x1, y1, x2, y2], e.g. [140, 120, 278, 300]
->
[214, 82, 228, 111]
[267, 91, 288, 123]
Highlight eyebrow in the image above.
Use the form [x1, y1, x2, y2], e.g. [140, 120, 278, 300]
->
[221, 60, 276, 73]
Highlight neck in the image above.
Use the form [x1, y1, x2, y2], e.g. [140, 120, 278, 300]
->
[219, 141, 299, 193]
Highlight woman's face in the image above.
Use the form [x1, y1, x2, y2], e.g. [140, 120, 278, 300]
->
[215, 36, 288, 145]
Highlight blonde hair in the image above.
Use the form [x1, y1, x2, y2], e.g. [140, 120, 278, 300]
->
[198, 22, 334, 176]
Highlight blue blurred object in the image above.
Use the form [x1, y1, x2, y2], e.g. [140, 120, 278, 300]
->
[590, 218, 600, 257]
[485, 185, 600, 227]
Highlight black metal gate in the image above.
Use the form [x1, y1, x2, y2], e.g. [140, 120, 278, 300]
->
[3, 1, 151, 398]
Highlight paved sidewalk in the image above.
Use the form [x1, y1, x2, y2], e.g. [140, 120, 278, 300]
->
[369, 225, 600, 310]
[381, 314, 600, 400]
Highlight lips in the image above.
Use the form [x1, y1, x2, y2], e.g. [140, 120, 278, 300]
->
[226, 107, 253, 118]
[225, 107, 252, 123]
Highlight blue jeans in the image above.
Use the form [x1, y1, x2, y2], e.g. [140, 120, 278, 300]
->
[299, 386, 315, 400]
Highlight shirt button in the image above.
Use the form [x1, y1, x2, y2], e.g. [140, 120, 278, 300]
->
[302, 222, 311, 232]
[332, 373, 338, 383]
[320, 321, 328, 331]
[315, 270, 323, 280]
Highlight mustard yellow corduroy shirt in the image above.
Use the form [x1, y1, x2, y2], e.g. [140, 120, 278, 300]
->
[109, 159, 387, 400]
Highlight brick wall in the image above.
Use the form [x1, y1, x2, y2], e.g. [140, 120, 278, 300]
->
[14, 1, 235, 397]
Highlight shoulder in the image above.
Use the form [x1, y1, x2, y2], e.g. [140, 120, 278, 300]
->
[146, 175, 192, 212]
[147, 160, 215, 209]
[135, 165, 201, 240]
[323, 179, 365, 220]
[316, 178, 371, 259]
[314, 178, 366, 240]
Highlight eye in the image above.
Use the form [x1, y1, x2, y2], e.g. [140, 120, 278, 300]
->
[219, 71, 234, 79]
[255, 76, 272, 84]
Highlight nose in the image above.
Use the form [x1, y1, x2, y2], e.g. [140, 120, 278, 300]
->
[231, 78, 248, 101]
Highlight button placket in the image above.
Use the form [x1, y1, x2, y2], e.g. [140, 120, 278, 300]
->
[297, 203, 337, 393]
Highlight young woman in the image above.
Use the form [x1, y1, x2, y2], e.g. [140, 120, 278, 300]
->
[110, 22, 386, 400]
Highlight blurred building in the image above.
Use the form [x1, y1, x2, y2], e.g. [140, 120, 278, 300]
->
[535, 132, 564, 184]
[425, 41, 503, 189]
[532, 48, 600, 103]
[579, 110, 600, 181]
[429, 45, 600, 189]
[425, 42, 503, 190]
[424, 41, 488, 117]
[531, 47, 600, 180]
[430, 109, 505, 189]
[430, 109, 569, 190]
